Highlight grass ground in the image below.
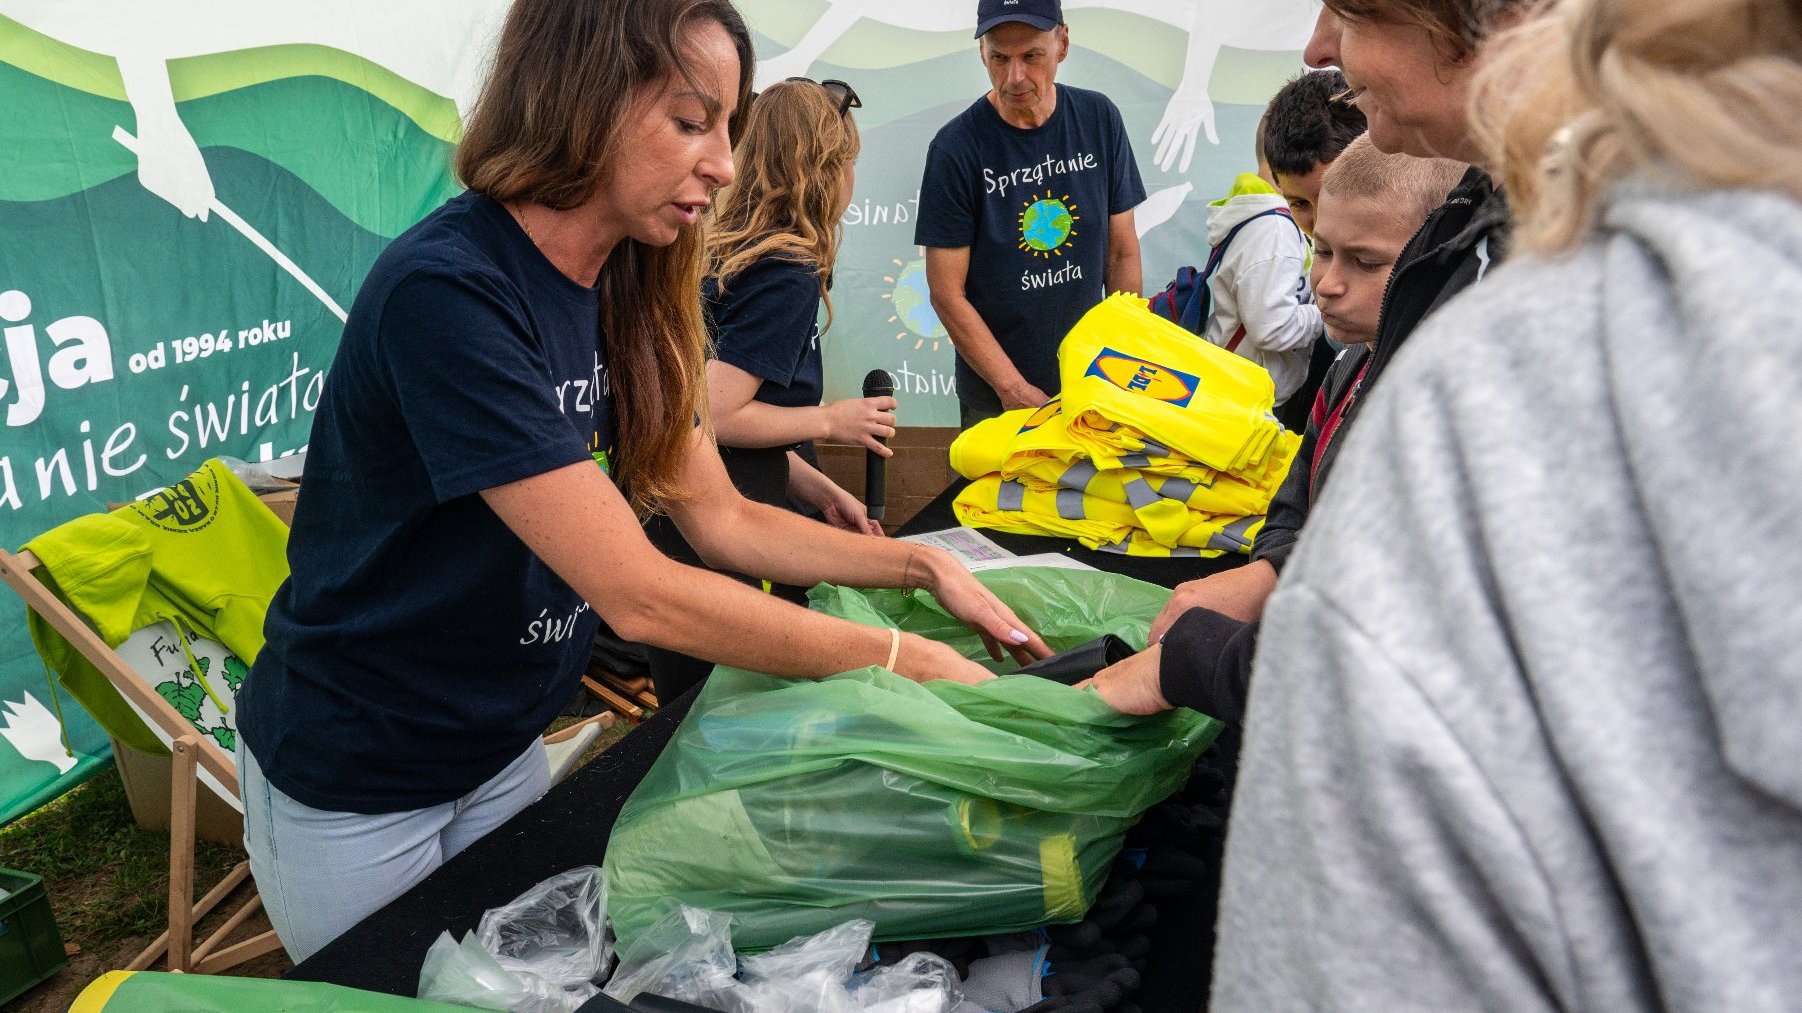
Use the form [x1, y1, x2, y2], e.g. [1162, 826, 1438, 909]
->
[0, 714, 635, 1012]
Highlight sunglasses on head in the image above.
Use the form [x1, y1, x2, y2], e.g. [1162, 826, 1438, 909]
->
[785, 77, 862, 118]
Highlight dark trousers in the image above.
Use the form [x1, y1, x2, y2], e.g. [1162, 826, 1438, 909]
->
[959, 402, 1002, 430]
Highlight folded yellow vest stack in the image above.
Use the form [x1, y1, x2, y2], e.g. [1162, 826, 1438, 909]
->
[950, 296, 1299, 558]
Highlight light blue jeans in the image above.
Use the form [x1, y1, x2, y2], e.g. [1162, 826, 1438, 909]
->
[238, 739, 550, 962]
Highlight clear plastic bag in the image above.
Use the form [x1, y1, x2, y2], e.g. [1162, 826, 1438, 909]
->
[479, 866, 611, 990]
[419, 931, 573, 1013]
[602, 905, 961, 1013]
[602, 905, 748, 1012]
[850, 953, 963, 1013]
[417, 866, 610, 1013]
[736, 918, 872, 1013]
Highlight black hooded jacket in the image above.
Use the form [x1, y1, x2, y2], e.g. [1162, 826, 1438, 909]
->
[1159, 168, 1511, 721]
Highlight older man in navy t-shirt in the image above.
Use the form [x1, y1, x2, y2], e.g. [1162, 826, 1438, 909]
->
[916, 0, 1146, 427]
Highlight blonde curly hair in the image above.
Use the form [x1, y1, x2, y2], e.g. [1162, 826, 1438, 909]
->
[707, 79, 862, 332]
[1472, 0, 1802, 252]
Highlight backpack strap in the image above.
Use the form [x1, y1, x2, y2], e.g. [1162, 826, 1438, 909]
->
[1153, 205, 1304, 337]
[1209, 206, 1302, 350]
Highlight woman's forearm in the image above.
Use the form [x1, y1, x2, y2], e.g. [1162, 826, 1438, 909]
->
[680, 490, 940, 590]
[712, 397, 829, 448]
[481, 460, 896, 678]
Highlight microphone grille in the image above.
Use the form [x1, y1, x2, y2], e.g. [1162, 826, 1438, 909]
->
[862, 369, 895, 398]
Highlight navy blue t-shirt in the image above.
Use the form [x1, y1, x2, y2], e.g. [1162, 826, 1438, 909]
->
[705, 257, 824, 412]
[239, 192, 612, 814]
[915, 84, 1145, 413]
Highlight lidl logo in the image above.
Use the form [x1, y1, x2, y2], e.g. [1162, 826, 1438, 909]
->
[1018, 398, 1062, 433]
[1084, 349, 1199, 407]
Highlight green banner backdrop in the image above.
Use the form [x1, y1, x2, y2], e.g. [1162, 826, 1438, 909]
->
[0, 0, 1308, 823]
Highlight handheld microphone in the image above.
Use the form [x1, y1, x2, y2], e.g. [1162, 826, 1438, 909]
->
[862, 368, 895, 521]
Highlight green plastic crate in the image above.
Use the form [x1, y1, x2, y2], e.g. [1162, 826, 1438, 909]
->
[0, 868, 67, 1006]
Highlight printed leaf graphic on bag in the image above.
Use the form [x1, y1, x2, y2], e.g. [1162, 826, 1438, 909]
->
[156, 680, 205, 723]
[222, 656, 249, 693]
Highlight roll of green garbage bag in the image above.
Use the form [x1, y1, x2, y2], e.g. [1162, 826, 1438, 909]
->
[72, 970, 478, 1012]
[603, 567, 1221, 952]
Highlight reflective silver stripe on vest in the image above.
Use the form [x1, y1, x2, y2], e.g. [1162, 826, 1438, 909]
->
[1056, 489, 1087, 520]
[1100, 539, 1202, 557]
[1119, 454, 1151, 469]
[1123, 477, 1161, 511]
[998, 479, 1027, 512]
[1139, 438, 1173, 457]
[1158, 476, 1198, 504]
[1058, 459, 1099, 494]
[1206, 514, 1262, 553]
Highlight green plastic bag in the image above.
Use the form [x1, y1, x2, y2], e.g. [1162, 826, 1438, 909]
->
[604, 567, 1220, 952]
[73, 970, 475, 1012]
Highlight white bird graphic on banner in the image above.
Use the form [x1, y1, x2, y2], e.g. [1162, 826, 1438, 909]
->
[753, 0, 1319, 173]
[6, 1, 513, 322]
[0, 692, 79, 775]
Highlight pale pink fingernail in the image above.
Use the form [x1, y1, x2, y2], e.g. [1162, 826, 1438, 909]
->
[1009, 630, 1029, 644]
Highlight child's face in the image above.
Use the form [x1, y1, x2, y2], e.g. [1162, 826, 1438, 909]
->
[1308, 191, 1416, 345]
[1273, 161, 1328, 235]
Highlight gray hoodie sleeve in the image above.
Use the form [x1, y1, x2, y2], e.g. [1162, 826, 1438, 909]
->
[1212, 182, 1802, 1013]
[1210, 582, 1568, 1013]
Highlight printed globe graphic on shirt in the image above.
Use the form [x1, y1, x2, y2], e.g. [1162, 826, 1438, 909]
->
[1018, 191, 1079, 257]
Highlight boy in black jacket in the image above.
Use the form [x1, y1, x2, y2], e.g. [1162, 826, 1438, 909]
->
[1088, 137, 1490, 718]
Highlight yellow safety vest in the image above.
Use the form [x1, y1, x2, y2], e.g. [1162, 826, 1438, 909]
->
[953, 475, 1263, 557]
[949, 403, 1298, 518]
[1057, 294, 1287, 472]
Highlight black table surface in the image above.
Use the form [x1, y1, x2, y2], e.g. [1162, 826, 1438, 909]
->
[897, 478, 1244, 585]
[292, 480, 1237, 1006]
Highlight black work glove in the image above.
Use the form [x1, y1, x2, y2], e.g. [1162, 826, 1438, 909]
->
[1019, 952, 1142, 1012]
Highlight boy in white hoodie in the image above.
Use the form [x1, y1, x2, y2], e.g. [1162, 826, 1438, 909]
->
[1203, 71, 1366, 417]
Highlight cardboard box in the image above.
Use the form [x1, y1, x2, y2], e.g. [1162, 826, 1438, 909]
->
[818, 426, 960, 533]
[256, 485, 299, 526]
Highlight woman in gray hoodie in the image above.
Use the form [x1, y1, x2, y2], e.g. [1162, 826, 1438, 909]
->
[1210, 0, 1802, 1009]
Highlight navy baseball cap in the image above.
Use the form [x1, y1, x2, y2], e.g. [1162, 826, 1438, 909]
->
[974, 0, 1063, 38]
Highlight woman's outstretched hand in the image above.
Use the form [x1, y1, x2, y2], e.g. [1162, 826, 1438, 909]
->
[915, 549, 1053, 667]
[888, 632, 998, 686]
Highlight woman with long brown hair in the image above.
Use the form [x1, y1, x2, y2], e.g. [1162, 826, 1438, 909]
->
[645, 77, 900, 701]
[232, 0, 1049, 961]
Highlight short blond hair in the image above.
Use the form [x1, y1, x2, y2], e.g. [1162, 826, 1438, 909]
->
[1319, 134, 1470, 229]
[1473, 0, 1802, 252]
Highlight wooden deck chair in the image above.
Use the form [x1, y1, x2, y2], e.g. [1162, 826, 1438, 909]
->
[0, 546, 281, 975]
[1, 540, 612, 973]
[0, 544, 615, 973]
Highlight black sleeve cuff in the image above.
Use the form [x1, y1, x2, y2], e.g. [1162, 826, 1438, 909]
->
[1158, 608, 1260, 724]
[1252, 540, 1294, 576]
